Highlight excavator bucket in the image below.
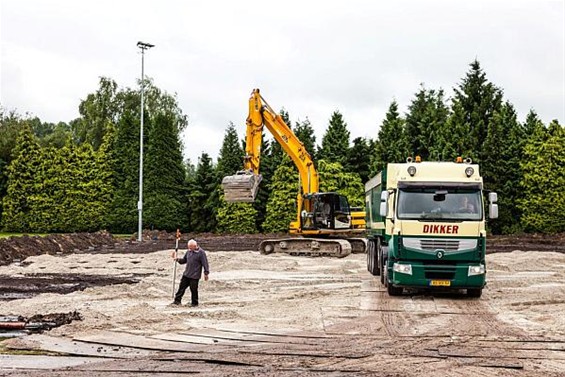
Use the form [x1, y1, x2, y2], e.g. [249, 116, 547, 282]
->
[221, 171, 263, 203]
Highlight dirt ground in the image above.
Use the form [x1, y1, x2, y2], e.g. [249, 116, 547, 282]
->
[0, 234, 564, 376]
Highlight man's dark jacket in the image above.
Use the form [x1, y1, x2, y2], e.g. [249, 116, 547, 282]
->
[177, 247, 210, 279]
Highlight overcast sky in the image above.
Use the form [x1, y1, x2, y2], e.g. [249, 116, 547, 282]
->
[1, 0, 564, 164]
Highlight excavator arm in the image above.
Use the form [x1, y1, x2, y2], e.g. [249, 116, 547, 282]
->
[222, 89, 318, 203]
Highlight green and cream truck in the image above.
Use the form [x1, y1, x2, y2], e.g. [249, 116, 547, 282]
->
[365, 158, 498, 297]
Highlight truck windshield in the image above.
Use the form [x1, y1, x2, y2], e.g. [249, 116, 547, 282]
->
[397, 189, 482, 221]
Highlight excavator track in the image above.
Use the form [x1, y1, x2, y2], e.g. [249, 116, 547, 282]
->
[259, 238, 352, 258]
[345, 237, 367, 254]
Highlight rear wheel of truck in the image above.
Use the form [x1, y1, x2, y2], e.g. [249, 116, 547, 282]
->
[366, 239, 373, 273]
[380, 248, 387, 285]
[367, 239, 380, 276]
[467, 288, 482, 298]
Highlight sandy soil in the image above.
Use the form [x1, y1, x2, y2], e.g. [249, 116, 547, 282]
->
[0, 249, 563, 338]
[1, 248, 564, 375]
[0, 250, 367, 336]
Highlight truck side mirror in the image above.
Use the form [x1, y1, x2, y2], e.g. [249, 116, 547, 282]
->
[488, 192, 498, 203]
[489, 204, 498, 219]
[379, 191, 389, 217]
[488, 192, 498, 219]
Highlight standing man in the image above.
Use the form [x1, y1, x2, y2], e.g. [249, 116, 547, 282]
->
[171, 239, 210, 306]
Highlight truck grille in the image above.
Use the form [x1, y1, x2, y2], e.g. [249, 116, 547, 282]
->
[403, 238, 477, 252]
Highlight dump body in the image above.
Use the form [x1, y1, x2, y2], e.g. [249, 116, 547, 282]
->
[365, 160, 497, 297]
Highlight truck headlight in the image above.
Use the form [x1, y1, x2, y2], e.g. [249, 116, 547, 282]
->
[393, 263, 412, 275]
[468, 264, 485, 276]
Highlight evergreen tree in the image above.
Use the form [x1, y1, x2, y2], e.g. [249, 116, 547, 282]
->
[519, 120, 565, 233]
[347, 137, 372, 183]
[318, 160, 365, 207]
[57, 142, 107, 232]
[1, 126, 43, 231]
[216, 202, 258, 234]
[95, 125, 116, 230]
[371, 101, 409, 175]
[270, 108, 289, 167]
[252, 134, 273, 232]
[188, 153, 218, 233]
[451, 60, 503, 162]
[482, 102, 525, 234]
[184, 158, 197, 233]
[144, 111, 187, 231]
[216, 123, 243, 178]
[0, 109, 26, 223]
[404, 85, 450, 161]
[523, 110, 545, 138]
[318, 111, 350, 165]
[441, 101, 475, 160]
[262, 154, 299, 233]
[294, 118, 317, 162]
[106, 109, 140, 233]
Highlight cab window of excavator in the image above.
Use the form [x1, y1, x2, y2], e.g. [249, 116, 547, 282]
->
[336, 195, 350, 214]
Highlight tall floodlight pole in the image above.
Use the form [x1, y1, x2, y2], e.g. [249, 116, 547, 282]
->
[136, 41, 154, 242]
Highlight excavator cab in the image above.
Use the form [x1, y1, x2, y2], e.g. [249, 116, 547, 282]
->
[221, 170, 262, 202]
[302, 193, 352, 231]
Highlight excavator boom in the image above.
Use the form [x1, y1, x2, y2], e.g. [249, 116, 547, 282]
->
[222, 89, 318, 205]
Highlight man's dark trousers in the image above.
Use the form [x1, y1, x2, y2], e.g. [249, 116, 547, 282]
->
[174, 276, 199, 305]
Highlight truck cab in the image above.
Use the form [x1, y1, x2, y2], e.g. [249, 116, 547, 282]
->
[365, 158, 498, 297]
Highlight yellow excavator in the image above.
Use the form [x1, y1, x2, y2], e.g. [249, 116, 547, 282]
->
[221, 89, 366, 257]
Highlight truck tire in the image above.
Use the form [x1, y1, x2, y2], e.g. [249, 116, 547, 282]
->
[467, 288, 482, 298]
[366, 239, 373, 273]
[387, 283, 403, 296]
[367, 239, 380, 276]
[380, 247, 387, 285]
[383, 256, 403, 296]
[374, 238, 381, 276]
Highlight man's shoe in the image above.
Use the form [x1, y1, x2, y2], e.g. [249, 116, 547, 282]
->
[190, 303, 198, 307]
[170, 301, 181, 306]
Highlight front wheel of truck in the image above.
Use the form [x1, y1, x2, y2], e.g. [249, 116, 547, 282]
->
[467, 288, 482, 298]
[387, 281, 403, 296]
[384, 260, 403, 296]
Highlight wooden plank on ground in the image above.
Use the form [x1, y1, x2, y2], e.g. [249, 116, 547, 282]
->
[149, 332, 241, 346]
[0, 354, 114, 370]
[7, 334, 154, 359]
[73, 331, 211, 353]
[208, 325, 331, 339]
[180, 329, 328, 345]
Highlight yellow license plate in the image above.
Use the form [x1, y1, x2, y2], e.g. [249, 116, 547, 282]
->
[430, 280, 451, 287]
